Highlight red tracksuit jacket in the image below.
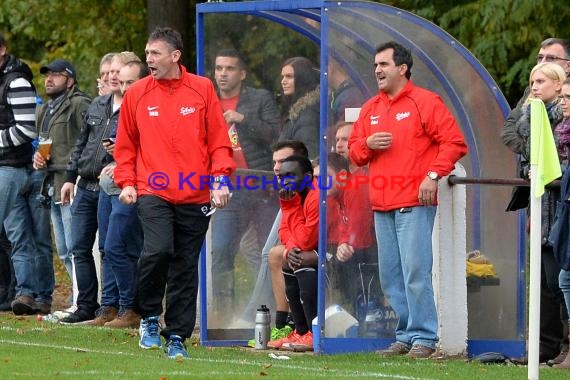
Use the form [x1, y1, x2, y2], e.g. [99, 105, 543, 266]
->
[114, 64, 235, 204]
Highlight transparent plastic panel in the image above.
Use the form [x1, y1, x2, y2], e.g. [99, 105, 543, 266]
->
[326, 3, 518, 341]
[202, 11, 321, 341]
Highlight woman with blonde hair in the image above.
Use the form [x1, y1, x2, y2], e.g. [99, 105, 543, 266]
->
[502, 62, 567, 364]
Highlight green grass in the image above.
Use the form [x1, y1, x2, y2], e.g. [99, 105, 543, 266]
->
[0, 314, 568, 379]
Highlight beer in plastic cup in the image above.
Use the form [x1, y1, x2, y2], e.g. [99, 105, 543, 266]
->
[37, 137, 52, 159]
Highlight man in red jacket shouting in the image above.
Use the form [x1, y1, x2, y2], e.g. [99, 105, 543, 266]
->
[114, 27, 235, 359]
[349, 41, 467, 358]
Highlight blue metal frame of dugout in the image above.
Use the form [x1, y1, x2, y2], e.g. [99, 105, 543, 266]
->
[196, 0, 526, 357]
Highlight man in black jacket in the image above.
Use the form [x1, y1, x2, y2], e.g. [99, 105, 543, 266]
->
[59, 52, 138, 324]
[0, 33, 48, 315]
[210, 49, 280, 325]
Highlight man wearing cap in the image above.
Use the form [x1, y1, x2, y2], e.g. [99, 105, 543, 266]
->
[33, 59, 91, 312]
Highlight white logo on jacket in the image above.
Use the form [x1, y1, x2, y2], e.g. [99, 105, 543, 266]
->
[147, 106, 159, 117]
[180, 107, 196, 116]
[370, 115, 380, 125]
[395, 112, 410, 121]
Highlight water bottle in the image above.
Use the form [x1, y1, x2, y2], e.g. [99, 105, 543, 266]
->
[254, 305, 271, 349]
[37, 313, 59, 323]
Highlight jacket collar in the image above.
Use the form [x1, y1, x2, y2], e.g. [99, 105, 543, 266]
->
[377, 80, 415, 104]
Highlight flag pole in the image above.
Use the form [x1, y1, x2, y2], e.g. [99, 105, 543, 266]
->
[526, 98, 561, 380]
[528, 164, 541, 380]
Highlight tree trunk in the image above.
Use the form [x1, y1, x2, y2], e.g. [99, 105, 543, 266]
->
[146, 0, 195, 70]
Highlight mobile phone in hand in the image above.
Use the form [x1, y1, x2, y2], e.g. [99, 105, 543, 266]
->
[102, 137, 116, 144]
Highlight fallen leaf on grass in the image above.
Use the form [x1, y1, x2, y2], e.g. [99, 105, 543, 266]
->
[263, 363, 272, 369]
[260, 371, 268, 376]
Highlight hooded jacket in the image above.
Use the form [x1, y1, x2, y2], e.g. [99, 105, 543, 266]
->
[349, 80, 467, 211]
[0, 55, 36, 166]
[278, 86, 320, 159]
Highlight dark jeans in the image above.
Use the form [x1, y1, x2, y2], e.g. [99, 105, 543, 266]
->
[98, 191, 143, 309]
[540, 246, 568, 356]
[71, 185, 102, 314]
[0, 228, 14, 304]
[136, 195, 210, 340]
[5, 169, 54, 304]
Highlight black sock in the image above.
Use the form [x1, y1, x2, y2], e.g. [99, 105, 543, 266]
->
[286, 312, 295, 328]
[275, 311, 289, 329]
[295, 268, 318, 331]
[284, 269, 308, 334]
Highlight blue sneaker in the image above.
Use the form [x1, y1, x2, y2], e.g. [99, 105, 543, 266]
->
[165, 335, 189, 359]
[139, 316, 162, 349]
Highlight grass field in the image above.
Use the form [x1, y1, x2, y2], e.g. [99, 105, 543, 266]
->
[0, 313, 568, 379]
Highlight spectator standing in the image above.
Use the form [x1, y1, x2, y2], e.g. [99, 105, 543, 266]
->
[502, 39, 570, 363]
[551, 77, 570, 369]
[33, 59, 91, 311]
[94, 58, 149, 329]
[114, 27, 235, 359]
[97, 53, 116, 96]
[0, 33, 48, 315]
[0, 228, 14, 311]
[58, 53, 130, 324]
[85, 52, 144, 327]
[210, 49, 280, 324]
[349, 41, 467, 358]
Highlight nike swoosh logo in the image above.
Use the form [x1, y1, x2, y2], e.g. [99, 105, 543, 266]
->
[370, 115, 380, 120]
[147, 106, 159, 111]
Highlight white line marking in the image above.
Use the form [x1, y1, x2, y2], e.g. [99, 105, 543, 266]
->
[0, 336, 429, 380]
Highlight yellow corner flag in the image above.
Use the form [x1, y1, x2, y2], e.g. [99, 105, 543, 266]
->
[530, 98, 561, 198]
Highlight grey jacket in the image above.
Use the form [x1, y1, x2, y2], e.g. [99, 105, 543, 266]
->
[36, 86, 91, 202]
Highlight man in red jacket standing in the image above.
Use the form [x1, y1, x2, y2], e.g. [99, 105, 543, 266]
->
[114, 27, 235, 359]
[349, 41, 467, 358]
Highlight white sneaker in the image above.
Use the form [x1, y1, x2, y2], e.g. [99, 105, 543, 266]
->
[65, 305, 78, 313]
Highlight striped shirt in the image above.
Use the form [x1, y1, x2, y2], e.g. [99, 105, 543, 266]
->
[0, 77, 37, 148]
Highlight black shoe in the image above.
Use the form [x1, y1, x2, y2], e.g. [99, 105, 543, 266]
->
[11, 295, 38, 315]
[59, 309, 95, 324]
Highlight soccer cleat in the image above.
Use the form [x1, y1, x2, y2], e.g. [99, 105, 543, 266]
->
[165, 335, 189, 359]
[282, 331, 313, 352]
[267, 329, 302, 349]
[139, 316, 162, 349]
[271, 325, 293, 340]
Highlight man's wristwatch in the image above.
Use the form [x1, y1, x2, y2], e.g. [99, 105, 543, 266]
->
[212, 175, 229, 184]
[427, 171, 440, 181]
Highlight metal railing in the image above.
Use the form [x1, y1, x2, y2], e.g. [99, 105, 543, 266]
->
[447, 175, 560, 188]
